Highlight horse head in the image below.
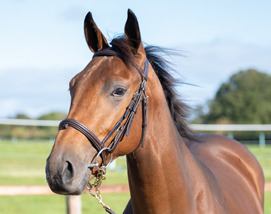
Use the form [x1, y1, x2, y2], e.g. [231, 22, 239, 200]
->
[45, 9, 149, 195]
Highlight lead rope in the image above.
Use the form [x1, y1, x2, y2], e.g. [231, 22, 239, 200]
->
[86, 166, 116, 214]
[86, 148, 115, 214]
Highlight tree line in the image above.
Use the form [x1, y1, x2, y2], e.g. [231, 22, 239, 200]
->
[192, 69, 271, 143]
[0, 112, 67, 140]
[193, 69, 271, 125]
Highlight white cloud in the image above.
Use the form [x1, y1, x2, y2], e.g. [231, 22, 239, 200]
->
[0, 99, 20, 118]
[60, 5, 86, 22]
[173, 41, 271, 108]
[1, 0, 271, 118]
[1, 41, 270, 118]
[0, 67, 73, 118]
[0, 40, 270, 118]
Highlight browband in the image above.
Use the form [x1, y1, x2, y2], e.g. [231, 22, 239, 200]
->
[93, 48, 149, 81]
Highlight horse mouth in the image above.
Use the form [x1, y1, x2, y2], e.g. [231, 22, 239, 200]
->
[46, 165, 92, 195]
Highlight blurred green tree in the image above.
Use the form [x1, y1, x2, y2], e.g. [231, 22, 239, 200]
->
[15, 113, 31, 119]
[0, 111, 67, 140]
[203, 69, 271, 124]
[37, 111, 67, 138]
[38, 112, 67, 120]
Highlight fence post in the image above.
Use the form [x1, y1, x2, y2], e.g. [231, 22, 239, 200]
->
[66, 196, 82, 214]
[108, 159, 116, 170]
[227, 133, 233, 139]
[259, 132, 265, 148]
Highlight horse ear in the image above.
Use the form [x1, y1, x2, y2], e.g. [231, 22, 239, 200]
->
[84, 12, 109, 53]
[125, 9, 145, 56]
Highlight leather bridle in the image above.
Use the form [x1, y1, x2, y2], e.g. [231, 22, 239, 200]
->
[59, 49, 149, 167]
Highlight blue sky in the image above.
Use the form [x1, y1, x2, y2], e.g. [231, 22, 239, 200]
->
[1, 0, 271, 118]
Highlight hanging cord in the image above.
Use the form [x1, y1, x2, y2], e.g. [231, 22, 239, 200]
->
[86, 148, 116, 214]
[86, 167, 116, 214]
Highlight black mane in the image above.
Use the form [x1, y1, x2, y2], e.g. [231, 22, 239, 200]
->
[110, 37, 195, 141]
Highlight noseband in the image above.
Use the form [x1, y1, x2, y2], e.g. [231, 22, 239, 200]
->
[59, 49, 149, 167]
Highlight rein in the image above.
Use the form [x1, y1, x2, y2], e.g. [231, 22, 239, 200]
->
[58, 49, 149, 214]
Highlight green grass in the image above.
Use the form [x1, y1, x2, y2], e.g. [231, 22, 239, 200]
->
[0, 141, 270, 185]
[0, 193, 130, 214]
[265, 192, 271, 214]
[0, 140, 128, 186]
[1, 141, 270, 185]
[0, 141, 270, 184]
[0, 192, 270, 214]
[0, 141, 53, 185]
[0, 141, 270, 213]
[246, 145, 271, 182]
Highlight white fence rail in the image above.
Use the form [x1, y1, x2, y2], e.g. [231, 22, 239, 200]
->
[191, 124, 271, 131]
[1, 118, 271, 131]
[0, 118, 271, 147]
[0, 118, 59, 126]
[0, 119, 270, 147]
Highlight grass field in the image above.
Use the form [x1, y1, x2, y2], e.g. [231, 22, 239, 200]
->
[0, 141, 128, 186]
[0, 140, 270, 213]
[0, 193, 130, 214]
[0, 193, 270, 214]
[246, 145, 271, 182]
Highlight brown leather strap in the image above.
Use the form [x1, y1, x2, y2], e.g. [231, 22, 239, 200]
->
[59, 119, 102, 150]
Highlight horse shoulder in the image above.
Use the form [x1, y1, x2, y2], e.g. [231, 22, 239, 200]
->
[185, 133, 264, 212]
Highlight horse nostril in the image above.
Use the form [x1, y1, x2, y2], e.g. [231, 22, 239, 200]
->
[62, 161, 74, 184]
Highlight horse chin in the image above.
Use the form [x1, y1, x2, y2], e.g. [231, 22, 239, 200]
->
[46, 167, 91, 196]
[63, 170, 96, 195]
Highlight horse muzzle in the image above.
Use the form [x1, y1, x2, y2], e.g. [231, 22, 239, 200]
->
[45, 152, 90, 195]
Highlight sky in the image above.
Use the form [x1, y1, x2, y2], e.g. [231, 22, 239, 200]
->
[0, 0, 271, 118]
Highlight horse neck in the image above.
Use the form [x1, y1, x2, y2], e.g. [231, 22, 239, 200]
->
[126, 67, 207, 213]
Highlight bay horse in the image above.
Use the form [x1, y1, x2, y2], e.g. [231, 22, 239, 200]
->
[46, 9, 264, 214]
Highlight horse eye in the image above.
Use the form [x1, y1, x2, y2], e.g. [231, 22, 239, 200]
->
[111, 88, 126, 97]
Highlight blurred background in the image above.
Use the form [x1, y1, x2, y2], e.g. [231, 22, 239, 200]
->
[0, 0, 271, 213]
